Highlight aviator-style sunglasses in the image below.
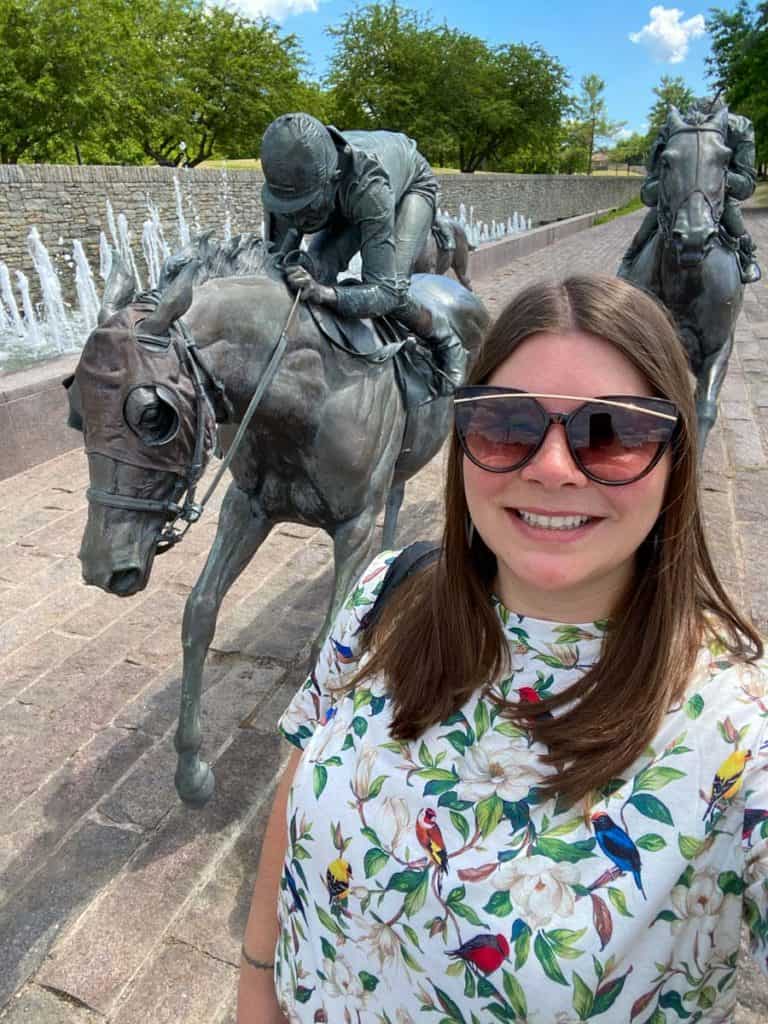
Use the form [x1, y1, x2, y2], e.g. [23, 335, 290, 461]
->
[454, 386, 680, 485]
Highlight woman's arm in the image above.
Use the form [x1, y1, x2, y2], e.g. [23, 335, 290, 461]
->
[237, 745, 303, 1024]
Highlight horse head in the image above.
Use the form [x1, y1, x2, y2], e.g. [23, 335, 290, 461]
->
[67, 258, 219, 596]
[657, 105, 731, 266]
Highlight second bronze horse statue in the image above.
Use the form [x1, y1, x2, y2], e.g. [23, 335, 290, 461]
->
[67, 248, 488, 807]
[619, 105, 745, 455]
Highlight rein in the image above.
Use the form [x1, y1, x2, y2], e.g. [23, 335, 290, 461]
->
[86, 288, 303, 553]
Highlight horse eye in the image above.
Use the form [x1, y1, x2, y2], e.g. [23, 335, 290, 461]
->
[124, 386, 179, 446]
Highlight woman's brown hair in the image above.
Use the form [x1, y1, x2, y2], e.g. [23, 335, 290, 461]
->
[352, 274, 762, 802]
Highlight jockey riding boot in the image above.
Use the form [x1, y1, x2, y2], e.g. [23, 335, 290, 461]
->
[429, 308, 468, 393]
[618, 209, 658, 279]
[738, 235, 761, 284]
[617, 245, 639, 279]
[396, 297, 467, 394]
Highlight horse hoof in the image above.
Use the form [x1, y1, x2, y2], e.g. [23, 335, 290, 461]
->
[175, 761, 216, 807]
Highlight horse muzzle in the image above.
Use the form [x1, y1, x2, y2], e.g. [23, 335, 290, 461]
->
[78, 496, 162, 597]
[81, 561, 148, 597]
[672, 230, 716, 266]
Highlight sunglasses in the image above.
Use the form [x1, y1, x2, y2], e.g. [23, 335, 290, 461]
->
[454, 386, 680, 485]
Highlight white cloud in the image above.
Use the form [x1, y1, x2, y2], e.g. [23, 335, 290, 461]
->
[629, 6, 706, 63]
[228, 0, 319, 19]
[617, 127, 633, 139]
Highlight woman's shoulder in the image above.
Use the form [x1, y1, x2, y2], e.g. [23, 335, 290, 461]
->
[674, 631, 768, 739]
[325, 550, 404, 653]
[345, 549, 402, 614]
[691, 630, 767, 692]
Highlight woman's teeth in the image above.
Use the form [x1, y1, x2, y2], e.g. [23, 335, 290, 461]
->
[516, 510, 591, 531]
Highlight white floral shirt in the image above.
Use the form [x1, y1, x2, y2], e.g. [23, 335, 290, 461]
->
[275, 551, 768, 1023]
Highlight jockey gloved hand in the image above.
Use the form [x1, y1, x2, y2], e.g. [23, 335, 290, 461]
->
[285, 265, 336, 307]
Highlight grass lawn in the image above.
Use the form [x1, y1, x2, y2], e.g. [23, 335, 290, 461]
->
[593, 194, 645, 225]
[199, 158, 465, 173]
[591, 168, 644, 177]
[200, 158, 261, 170]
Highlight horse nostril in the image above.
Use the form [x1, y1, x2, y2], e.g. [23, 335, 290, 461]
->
[108, 568, 143, 595]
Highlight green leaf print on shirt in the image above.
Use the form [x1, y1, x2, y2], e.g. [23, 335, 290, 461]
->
[276, 561, 768, 1023]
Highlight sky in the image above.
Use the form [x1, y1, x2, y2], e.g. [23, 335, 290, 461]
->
[218, 1, 746, 141]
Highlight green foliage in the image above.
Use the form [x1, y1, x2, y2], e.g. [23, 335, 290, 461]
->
[707, 1, 768, 165]
[646, 74, 695, 144]
[606, 132, 648, 168]
[565, 73, 626, 175]
[0, 0, 311, 164]
[325, 3, 570, 172]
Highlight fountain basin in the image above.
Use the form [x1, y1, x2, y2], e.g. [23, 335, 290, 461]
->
[1, 353, 79, 479]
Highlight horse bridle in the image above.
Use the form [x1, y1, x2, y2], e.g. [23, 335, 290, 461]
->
[85, 316, 221, 552]
[86, 289, 302, 553]
[656, 125, 727, 246]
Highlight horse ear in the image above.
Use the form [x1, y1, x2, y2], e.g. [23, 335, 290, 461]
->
[62, 373, 84, 432]
[98, 251, 136, 326]
[140, 258, 200, 337]
[667, 106, 686, 131]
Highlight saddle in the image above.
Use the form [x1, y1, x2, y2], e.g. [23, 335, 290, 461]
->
[305, 298, 448, 409]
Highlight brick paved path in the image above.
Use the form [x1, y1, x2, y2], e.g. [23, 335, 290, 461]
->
[0, 208, 766, 1022]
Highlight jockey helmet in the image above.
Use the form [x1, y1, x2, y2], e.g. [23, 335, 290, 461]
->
[261, 113, 340, 216]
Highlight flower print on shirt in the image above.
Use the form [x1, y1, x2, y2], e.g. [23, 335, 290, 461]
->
[274, 550, 768, 1023]
[454, 729, 538, 803]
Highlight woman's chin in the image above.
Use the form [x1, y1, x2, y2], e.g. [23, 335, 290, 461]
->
[494, 553, 629, 620]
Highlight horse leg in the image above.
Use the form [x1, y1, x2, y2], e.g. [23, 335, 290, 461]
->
[694, 331, 734, 461]
[381, 481, 406, 551]
[175, 481, 272, 805]
[312, 506, 382, 664]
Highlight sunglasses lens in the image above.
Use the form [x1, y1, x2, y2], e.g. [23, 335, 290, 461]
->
[455, 397, 545, 470]
[568, 401, 676, 482]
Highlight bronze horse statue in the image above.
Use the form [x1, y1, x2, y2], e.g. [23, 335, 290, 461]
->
[66, 248, 488, 806]
[414, 216, 475, 290]
[619, 105, 744, 454]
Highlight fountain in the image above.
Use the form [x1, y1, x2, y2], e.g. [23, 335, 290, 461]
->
[0, 177, 533, 374]
[440, 203, 534, 249]
[0, 179, 195, 372]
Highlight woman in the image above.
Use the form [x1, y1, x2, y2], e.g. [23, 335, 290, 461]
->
[238, 275, 767, 1023]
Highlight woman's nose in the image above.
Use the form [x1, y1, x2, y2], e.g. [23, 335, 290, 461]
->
[519, 424, 589, 487]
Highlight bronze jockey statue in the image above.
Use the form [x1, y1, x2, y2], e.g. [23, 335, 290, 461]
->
[260, 112, 466, 391]
[619, 96, 760, 284]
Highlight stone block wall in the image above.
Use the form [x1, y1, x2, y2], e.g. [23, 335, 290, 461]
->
[0, 165, 262, 296]
[436, 173, 640, 225]
[0, 164, 641, 297]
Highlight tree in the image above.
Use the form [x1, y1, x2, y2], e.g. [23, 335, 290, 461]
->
[0, 0, 136, 163]
[325, 3, 570, 172]
[326, 3, 439, 143]
[0, 0, 312, 165]
[707, 2, 768, 167]
[570, 74, 626, 174]
[117, 2, 309, 167]
[607, 132, 648, 171]
[645, 74, 695, 143]
[441, 37, 570, 173]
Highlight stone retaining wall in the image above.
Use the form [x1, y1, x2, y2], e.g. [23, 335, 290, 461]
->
[0, 164, 640, 290]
